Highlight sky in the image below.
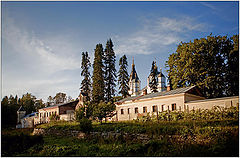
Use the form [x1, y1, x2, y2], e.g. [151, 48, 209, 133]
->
[1, 1, 239, 102]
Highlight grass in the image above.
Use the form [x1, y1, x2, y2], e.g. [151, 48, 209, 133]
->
[2, 106, 239, 156]
[2, 118, 238, 157]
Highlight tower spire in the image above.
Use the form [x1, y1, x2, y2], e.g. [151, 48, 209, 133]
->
[132, 57, 134, 66]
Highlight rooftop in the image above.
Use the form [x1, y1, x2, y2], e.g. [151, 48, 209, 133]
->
[117, 86, 196, 103]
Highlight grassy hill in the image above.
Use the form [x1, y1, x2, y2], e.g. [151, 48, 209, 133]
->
[2, 107, 239, 156]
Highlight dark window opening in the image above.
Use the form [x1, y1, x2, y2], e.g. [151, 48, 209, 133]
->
[135, 107, 138, 114]
[128, 108, 130, 114]
[121, 109, 124, 115]
[172, 103, 176, 111]
[143, 107, 147, 113]
[152, 105, 157, 112]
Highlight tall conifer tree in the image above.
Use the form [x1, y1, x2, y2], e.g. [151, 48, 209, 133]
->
[80, 51, 91, 101]
[118, 55, 129, 98]
[149, 61, 158, 93]
[104, 39, 117, 102]
[92, 44, 105, 104]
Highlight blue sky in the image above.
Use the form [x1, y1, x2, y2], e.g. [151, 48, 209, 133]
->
[2, 1, 239, 101]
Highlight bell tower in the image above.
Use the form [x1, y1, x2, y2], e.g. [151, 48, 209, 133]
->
[157, 68, 166, 92]
[128, 57, 141, 96]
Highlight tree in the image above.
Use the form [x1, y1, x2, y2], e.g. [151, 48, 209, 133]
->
[149, 61, 158, 93]
[1, 95, 20, 128]
[92, 44, 105, 104]
[35, 99, 45, 110]
[93, 101, 116, 123]
[104, 39, 117, 102]
[53, 92, 67, 104]
[80, 51, 91, 101]
[226, 35, 239, 96]
[67, 96, 74, 102]
[46, 96, 54, 106]
[118, 55, 130, 98]
[19, 93, 36, 114]
[166, 34, 239, 98]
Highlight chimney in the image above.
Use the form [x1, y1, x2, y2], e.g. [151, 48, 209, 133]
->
[143, 89, 147, 95]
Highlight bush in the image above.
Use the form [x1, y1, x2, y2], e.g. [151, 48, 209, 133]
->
[2, 132, 43, 156]
[79, 118, 92, 133]
[49, 114, 60, 121]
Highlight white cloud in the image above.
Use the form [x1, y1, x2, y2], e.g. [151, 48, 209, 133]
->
[113, 16, 208, 55]
[2, 17, 80, 73]
[2, 16, 82, 101]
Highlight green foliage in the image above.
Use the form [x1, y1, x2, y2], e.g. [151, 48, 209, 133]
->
[136, 106, 239, 122]
[1, 96, 20, 128]
[118, 55, 130, 98]
[80, 51, 91, 101]
[49, 113, 60, 121]
[75, 106, 86, 121]
[79, 118, 93, 133]
[19, 93, 36, 114]
[166, 34, 239, 98]
[92, 44, 105, 104]
[93, 101, 116, 123]
[2, 128, 43, 157]
[149, 61, 158, 93]
[104, 39, 117, 102]
[9, 106, 238, 157]
[53, 92, 67, 104]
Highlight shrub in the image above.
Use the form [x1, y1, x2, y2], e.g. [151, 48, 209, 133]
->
[75, 106, 86, 122]
[79, 118, 92, 133]
[49, 114, 60, 121]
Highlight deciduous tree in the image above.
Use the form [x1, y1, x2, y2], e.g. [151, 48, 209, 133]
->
[166, 34, 239, 98]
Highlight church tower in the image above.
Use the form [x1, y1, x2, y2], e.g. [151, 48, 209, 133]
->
[157, 68, 166, 92]
[147, 62, 166, 93]
[17, 106, 26, 124]
[128, 58, 141, 96]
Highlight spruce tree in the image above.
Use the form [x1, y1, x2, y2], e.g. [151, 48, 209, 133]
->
[118, 55, 129, 98]
[92, 44, 105, 104]
[80, 51, 91, 101]
[104, 39, 117, 102]
[149, 61, 158, 93]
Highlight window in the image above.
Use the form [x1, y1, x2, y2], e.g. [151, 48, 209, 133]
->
[121, 109, 124, 115]
[172, 103, 176, 111]
[135, 107, 138, 114]
[143, 107, 147, 113]
[40, 113, 41, 117]
[162, 105, 164, 112]
[128, 108, 130, 114]
[46, 112, 48, 117]
[152, 105, 157, 112]
[49, 112, 51, 116]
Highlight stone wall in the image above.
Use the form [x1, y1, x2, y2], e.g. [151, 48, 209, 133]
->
[33, 128, 150, 143]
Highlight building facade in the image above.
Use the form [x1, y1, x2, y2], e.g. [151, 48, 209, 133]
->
[38, 100, 79, 124]
[116, 61, 239, 121]
[116, 86, 239, 121]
